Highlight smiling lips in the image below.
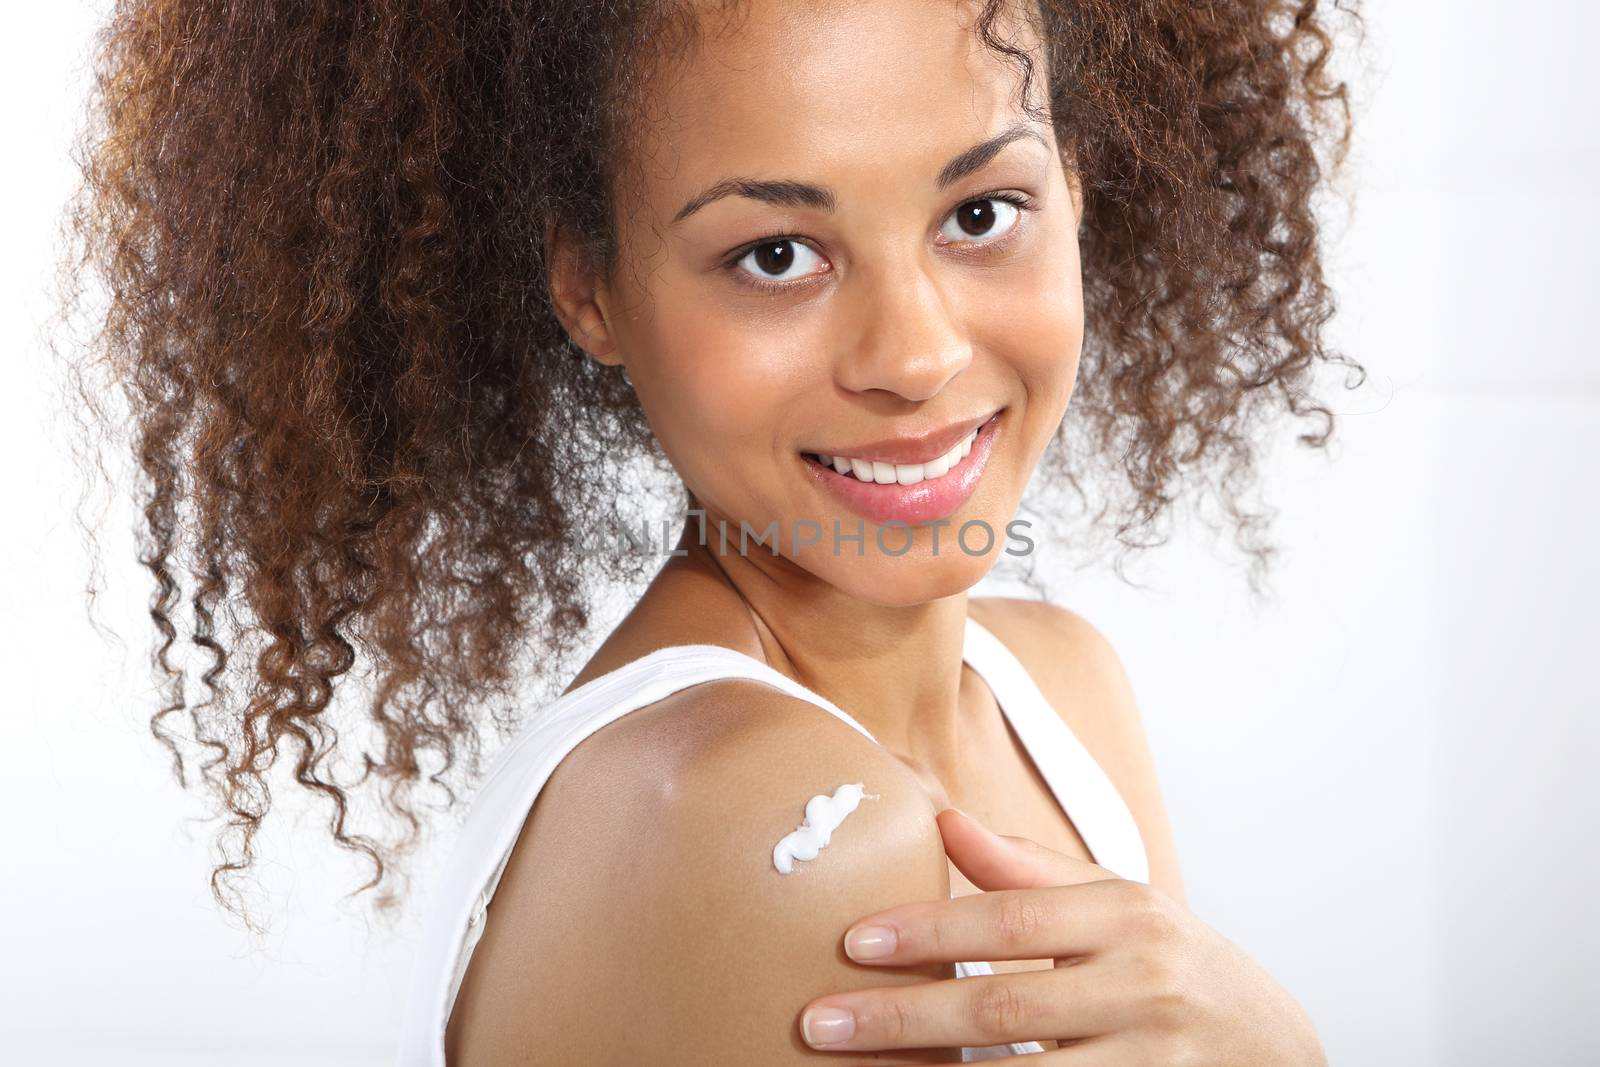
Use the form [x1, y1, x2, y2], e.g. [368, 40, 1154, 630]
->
[804, 424, 978, 487]
[800, 410, 1003, 527]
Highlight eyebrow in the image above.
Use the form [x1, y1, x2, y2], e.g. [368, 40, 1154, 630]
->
[669, 121, 1049, 225]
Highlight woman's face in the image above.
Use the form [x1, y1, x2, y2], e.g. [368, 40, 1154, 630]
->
[568, 0, 1084, 606]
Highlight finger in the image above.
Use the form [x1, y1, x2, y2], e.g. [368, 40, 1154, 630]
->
[860, 1034, 1133, 1066]
[842, 879, 1140, 965]
[937, 808, 1118, 890]
[800, 965, 1126, 1052]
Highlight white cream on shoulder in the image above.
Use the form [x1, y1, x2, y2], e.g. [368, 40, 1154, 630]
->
[772, 781, 880, 875]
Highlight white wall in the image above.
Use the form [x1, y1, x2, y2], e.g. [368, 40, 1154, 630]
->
[2, 2, 1592, 1064]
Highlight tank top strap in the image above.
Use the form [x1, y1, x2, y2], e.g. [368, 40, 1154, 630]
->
[961, 616, 1151, 885]
[469, 642, 881, 913]
[403, 626, 1135, 1063]
[403, 642, 882, 1061]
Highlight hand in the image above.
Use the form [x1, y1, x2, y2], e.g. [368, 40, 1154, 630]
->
[797, 808, 1327, 1064]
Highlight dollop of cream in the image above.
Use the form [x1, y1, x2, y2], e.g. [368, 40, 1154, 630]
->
[772, 781, 880, 875]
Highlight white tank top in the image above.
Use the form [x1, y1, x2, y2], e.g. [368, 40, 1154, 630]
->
[396, 614, 1150, 1064]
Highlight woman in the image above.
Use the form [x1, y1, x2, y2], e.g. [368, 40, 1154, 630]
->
[62, 0, 1364, 1061]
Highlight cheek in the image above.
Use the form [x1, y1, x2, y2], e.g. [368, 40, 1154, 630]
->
[620, 293, 817, 464]
[976, 247, 1085, 409]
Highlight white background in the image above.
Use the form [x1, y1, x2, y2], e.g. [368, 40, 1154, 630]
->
[2, 2, 1594, 1064]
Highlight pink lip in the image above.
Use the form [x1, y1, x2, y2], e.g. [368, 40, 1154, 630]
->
[800, 410, 1003, 527]
[805, 409, 999, 466]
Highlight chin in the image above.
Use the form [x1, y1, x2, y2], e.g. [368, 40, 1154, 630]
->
[793, 526, 1012, 607]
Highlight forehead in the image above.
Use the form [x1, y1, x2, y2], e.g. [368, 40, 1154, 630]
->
[622, 0, 1048, 216]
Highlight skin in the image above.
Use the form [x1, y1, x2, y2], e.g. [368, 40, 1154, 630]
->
[445, 0, 1321, 1062]
[796, 810, 1325, 1061]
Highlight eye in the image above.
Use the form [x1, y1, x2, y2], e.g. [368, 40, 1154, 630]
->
[733, 238, 827, 284]
[724, 192, 1034, 293]
[938, 196, 1026, 244]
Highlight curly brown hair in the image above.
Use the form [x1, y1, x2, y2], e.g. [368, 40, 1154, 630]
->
[53, 0, 1365, 931]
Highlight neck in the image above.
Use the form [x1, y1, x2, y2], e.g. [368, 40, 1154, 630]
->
[665, 509, 972, 763]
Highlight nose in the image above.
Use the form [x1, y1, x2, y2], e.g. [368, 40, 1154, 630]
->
[833, 257, 973, 402]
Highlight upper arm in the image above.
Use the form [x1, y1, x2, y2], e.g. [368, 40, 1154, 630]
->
[454, 680, 961, 1066]
[971, 596, 1188, 906]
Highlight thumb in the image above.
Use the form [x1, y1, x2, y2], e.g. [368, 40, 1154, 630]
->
[936, 807, 1117, 890]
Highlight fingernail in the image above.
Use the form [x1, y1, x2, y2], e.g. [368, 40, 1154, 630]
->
[844, 923, 898, 961]
[801, 1005, 855, 1046]
[945, 806, 980, 826]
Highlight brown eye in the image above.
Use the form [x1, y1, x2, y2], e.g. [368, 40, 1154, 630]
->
[939, 197, 1023, 243]
[955, 201, 996, 236]
[734, 238, 825, 283]
[752, 241, 795, 275]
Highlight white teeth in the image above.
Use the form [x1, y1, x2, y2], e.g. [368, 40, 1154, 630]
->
[809, 426, 981, 487]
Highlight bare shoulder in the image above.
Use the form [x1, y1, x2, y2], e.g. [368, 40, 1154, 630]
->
[447, 678, 959, 1066]
[968, 596, 1187, 905]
